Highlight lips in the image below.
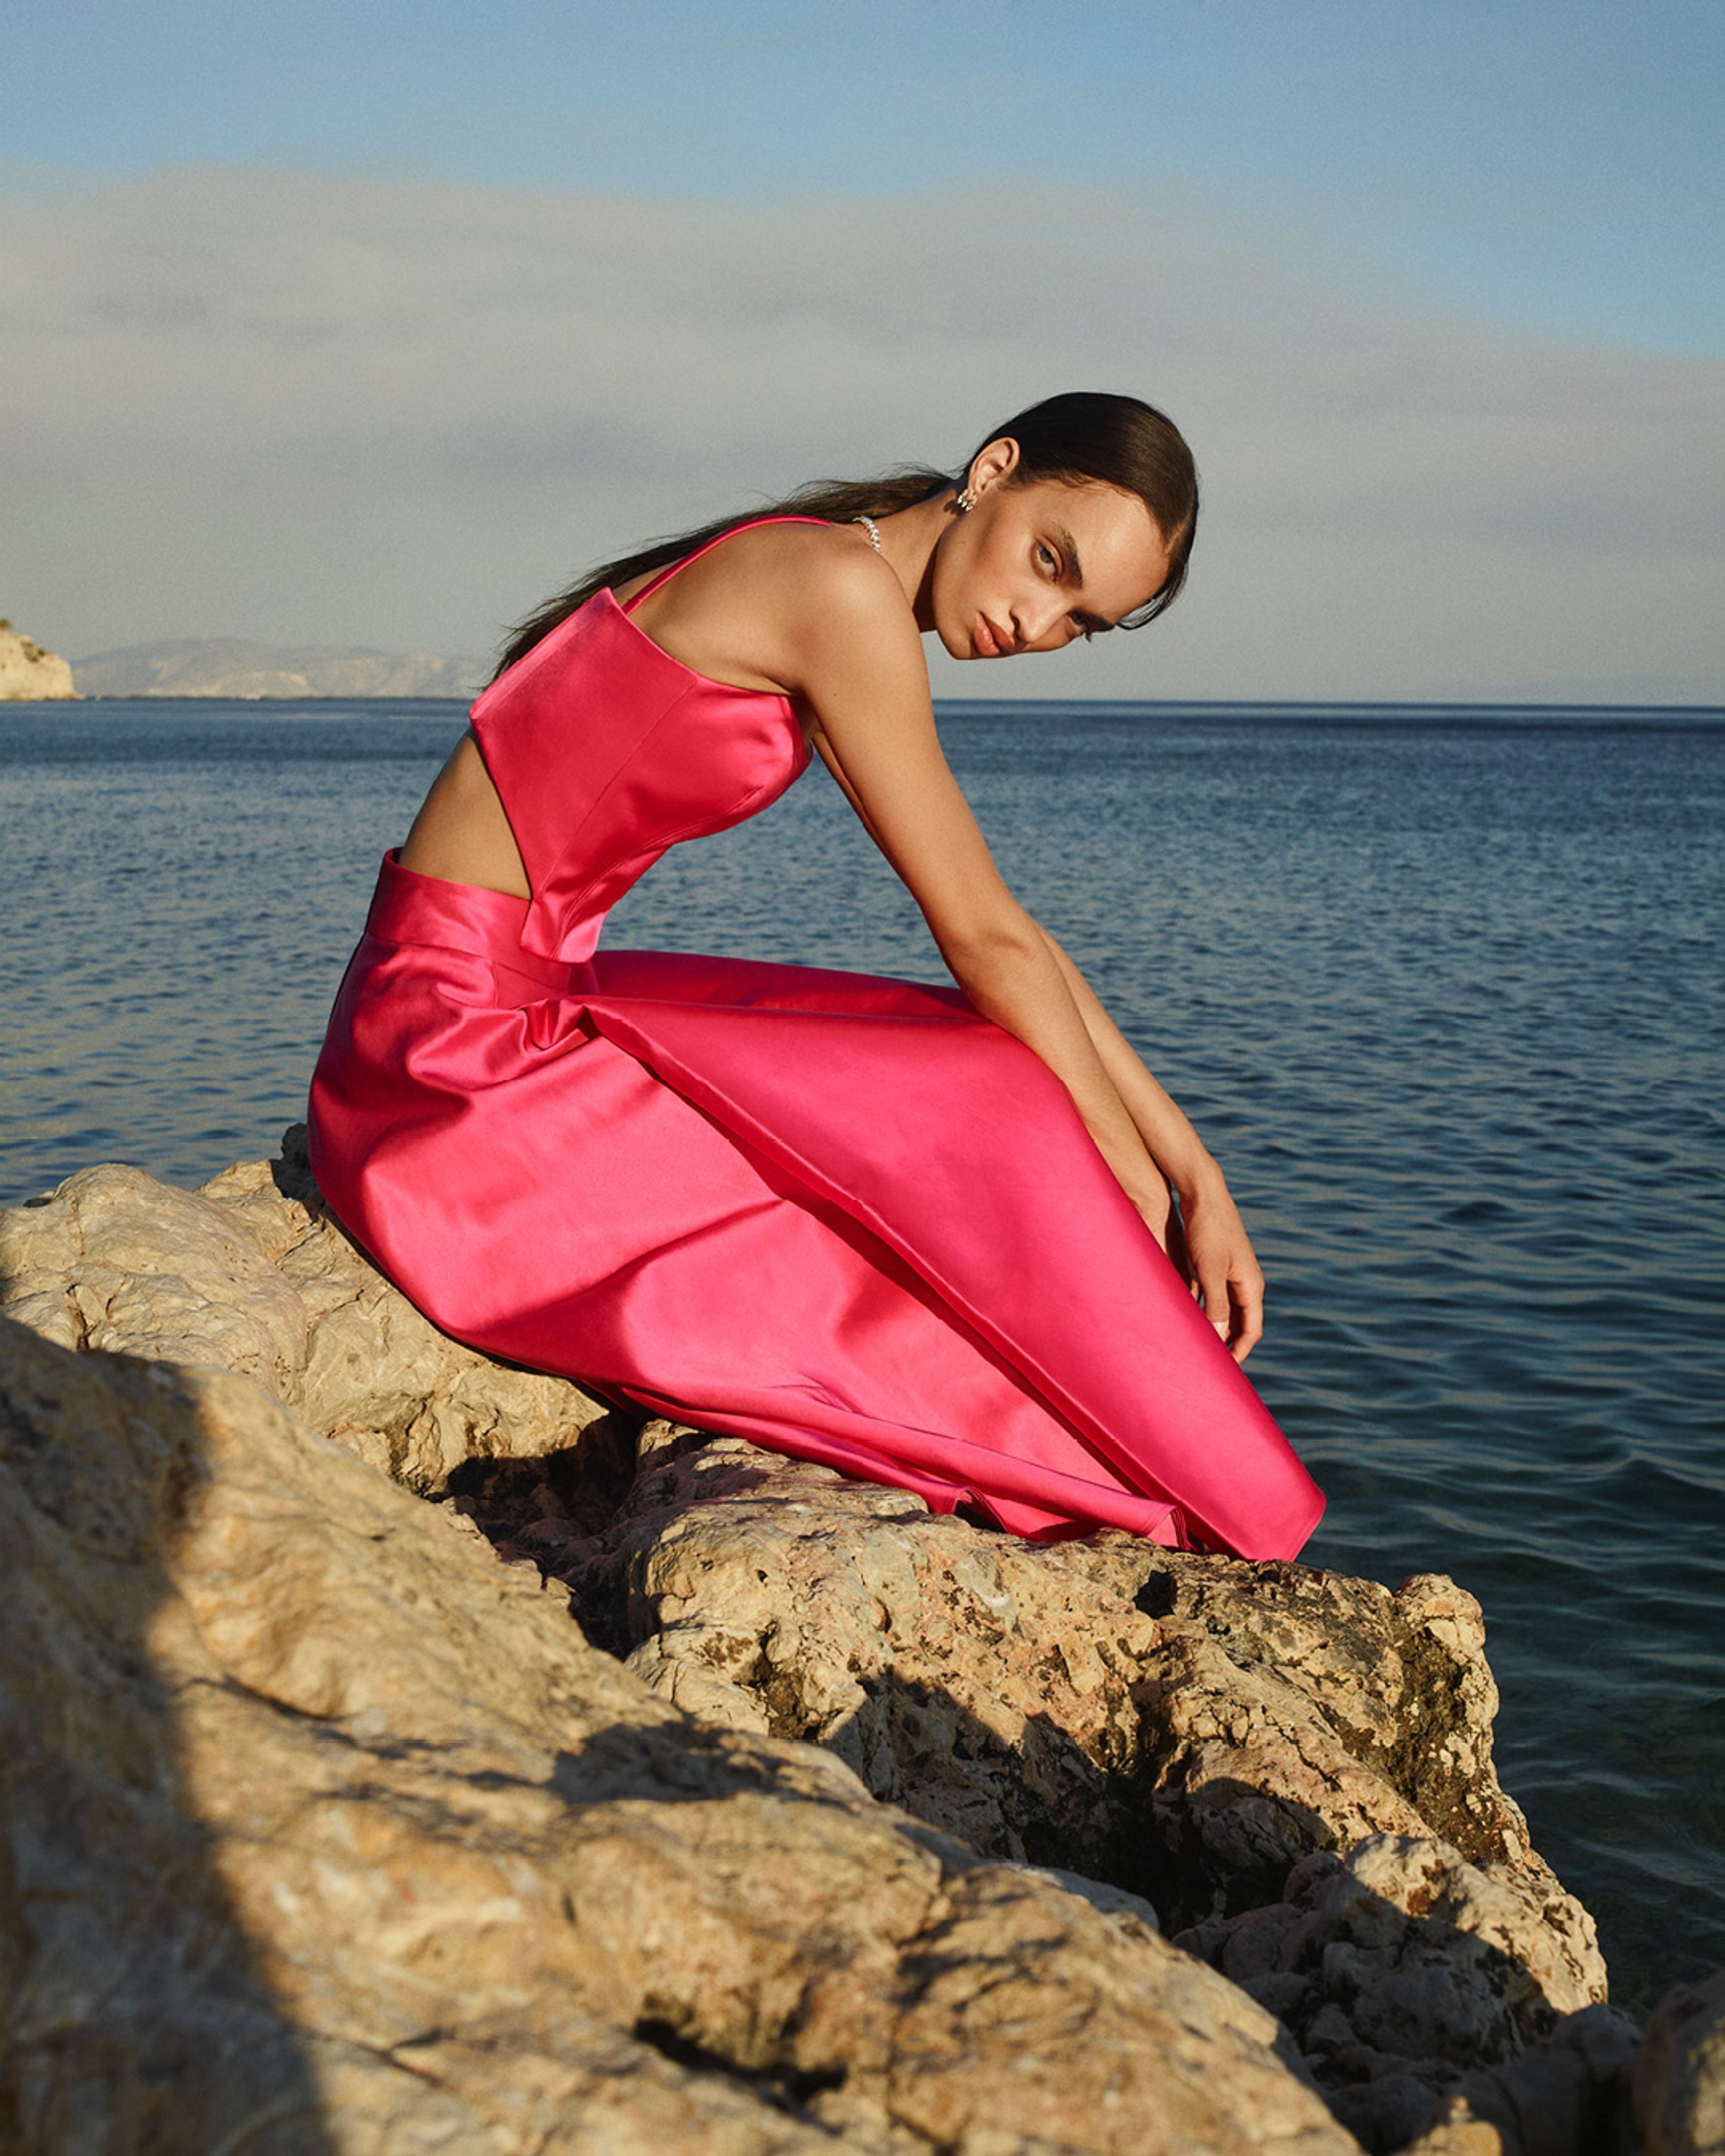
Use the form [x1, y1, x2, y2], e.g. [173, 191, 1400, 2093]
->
[972, 615, 1010, 658]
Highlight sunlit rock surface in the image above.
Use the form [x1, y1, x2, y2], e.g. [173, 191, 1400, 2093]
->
[0, 1143, 624, 1497]
[2, 1131, 1719, 2152]
[0, 1316, 1352, 2153]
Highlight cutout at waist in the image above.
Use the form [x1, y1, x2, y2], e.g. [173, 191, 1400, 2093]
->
[397, 729, 531, 899]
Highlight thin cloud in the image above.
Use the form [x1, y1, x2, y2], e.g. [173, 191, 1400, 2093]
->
[2, 168, 1720, 699]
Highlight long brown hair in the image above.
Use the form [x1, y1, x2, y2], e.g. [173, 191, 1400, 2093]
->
[490, 391, 1198, 682]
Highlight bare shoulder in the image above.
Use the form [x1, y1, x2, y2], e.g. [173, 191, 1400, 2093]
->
[640, 520, 917, 696]
[639, 518, 858, 602]
[698, 520, 901, 613]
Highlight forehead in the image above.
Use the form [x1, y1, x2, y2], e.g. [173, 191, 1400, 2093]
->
[1016, 478, 1169, 611]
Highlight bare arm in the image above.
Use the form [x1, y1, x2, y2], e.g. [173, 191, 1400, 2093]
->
[1033, 922, 1266, 1361]
[767, 546, 1171, 1232]
[1032, 923, 1212, 1198]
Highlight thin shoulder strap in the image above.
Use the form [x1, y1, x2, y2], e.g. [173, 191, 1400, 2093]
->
[620, 515, 832, 614]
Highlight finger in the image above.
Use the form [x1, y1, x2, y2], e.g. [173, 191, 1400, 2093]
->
[1230, 1274, 1265, 1363]
[1196, 1260, 1232, 1342]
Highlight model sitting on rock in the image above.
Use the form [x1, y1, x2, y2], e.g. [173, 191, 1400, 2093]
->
[308, 391, 1324, 1556]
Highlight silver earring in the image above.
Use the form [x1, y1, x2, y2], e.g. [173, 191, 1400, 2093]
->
[956, 486, 975, 514]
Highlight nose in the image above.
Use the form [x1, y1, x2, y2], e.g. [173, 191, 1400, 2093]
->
[1014, 595, 1075, 651]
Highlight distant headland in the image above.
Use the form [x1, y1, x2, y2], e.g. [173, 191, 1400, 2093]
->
[69, 637, 488, 700]
[0, 622, 77, 700]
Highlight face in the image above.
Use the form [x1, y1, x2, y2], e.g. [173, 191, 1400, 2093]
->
[933, 445, 1172, 662]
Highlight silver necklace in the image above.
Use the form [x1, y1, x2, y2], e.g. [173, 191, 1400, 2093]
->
[851, 514, 882, 554]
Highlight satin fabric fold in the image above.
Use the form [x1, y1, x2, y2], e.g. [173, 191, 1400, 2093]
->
[311, 853, 1324, 1555]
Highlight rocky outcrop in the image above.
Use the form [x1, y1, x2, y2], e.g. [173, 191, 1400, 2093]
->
[1181, 1839, 1633, 2151]
[549, 1435, 1548, 1919]
[1635, 1972, 1725, 2155]
[2, 1131, 1721, 2153]
[0, 1143, 627, 1499]
[0, 624, 75, 700]
[3, 1315, 1354, 2153]
[71, 637, 484, 698]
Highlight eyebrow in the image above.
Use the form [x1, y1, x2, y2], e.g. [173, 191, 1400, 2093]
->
[1051, 523, 1114, 634]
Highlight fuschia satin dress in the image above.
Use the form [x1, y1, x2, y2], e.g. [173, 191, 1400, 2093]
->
[308, 518, 1324, 1556]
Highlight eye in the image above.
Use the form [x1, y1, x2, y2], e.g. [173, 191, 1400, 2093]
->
[1036, 542, 1061, 575]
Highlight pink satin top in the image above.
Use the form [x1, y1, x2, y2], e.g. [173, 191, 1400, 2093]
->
[470, 518, 820, 965]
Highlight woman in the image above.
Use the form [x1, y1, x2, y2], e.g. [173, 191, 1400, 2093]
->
[309, 392, 1323, 1557]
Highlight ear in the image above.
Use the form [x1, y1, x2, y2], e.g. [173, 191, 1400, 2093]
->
[966, 436, 1021, 497]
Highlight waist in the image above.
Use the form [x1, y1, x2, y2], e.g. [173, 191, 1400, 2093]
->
[364, 851, 590, 991]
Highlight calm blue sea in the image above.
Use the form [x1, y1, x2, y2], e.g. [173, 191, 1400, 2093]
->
[3, 697, 1722, 2011]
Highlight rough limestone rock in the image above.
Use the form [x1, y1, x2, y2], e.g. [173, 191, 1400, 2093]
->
[0, 626, 75, 700]
[519, 1421, 1572, 1932]
[1177, 1837, 1625, 2150]
[0, 1135, 629, 1502]
[1, 1135, 1697, 2152]
[1635, 1970, 1725, 2155]
[1, 1315, 1353, 2153]
[1388, 2003, 1639, 2156]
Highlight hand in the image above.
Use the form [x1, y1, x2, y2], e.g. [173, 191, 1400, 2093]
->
[1174, 1175, 1265, 1363]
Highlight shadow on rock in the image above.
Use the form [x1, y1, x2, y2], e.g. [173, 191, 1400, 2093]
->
[0, 1309, 1369, 2155]
[0, 1317, 336, 2151]
[461, 1421, 1584, 1933]
[4, 1141, 1689, 2155]
[1177, 1834, 1636, 2153]
[0, 1127, 626, 1501]
[451, 1418, 1645, 2153]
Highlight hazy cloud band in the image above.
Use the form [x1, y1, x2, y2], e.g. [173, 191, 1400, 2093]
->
[4, 168, 1721, 700]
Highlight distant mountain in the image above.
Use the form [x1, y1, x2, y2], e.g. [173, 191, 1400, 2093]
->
[72, 639, 489, 700]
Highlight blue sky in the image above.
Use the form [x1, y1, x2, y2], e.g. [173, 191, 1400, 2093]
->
[4, 0, 1722, 697]
[12, 0, 1721, 352]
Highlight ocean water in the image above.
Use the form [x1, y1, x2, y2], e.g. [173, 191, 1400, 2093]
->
[3, 696, 1722, 2011]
